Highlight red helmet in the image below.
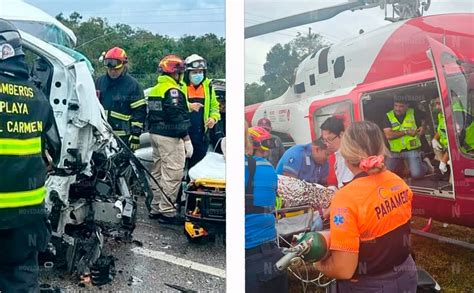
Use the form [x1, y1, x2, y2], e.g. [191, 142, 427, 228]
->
[104, 47, 128, 69]
[248, 126, 275, 151]
[158, 55, 186, 74]
[257, 117, 272, 131]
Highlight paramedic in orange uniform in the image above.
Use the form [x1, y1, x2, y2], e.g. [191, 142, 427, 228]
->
[315, 121, 417, 292]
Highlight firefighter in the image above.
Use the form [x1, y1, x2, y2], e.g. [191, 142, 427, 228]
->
[182, 54, 220, 168]
[315, 121, 417, 292]
[0, 19, 61, 292]
[147, 55, 193, 223]
[95, 47, 146, 150]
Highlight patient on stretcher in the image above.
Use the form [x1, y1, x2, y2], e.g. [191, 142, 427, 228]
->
[277, 175, 335, 210]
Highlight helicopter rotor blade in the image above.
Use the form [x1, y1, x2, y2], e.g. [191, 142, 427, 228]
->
[245, 1, 379, 39]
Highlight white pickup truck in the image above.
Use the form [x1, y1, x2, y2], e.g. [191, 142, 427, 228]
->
[2, 1, 148, 277]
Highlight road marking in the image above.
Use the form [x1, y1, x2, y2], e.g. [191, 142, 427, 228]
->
[131, 247, 226, 279]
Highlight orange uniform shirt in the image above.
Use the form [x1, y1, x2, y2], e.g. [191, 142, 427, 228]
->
[187, 84, 205, 100]
[329, 170, 412, 253]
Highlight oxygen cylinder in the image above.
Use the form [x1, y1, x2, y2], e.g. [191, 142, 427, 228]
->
[297, 231, 330, 262]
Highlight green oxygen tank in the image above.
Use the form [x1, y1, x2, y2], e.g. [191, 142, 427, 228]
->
[297, 231, 330, 262]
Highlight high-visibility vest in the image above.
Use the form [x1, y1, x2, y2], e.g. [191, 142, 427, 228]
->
[386, 108, 421, 152]
[0, 74, 51, 208]
[437, 112, 448, 148]
[147, 75, 189, 137]
[181, 78, 220, 131]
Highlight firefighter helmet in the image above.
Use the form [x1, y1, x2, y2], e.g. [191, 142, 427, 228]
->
[248, 126, 275, 151]
[0, 18, 24, 61]
[103, 47, 128, 69]
[158, 55, 186, 74]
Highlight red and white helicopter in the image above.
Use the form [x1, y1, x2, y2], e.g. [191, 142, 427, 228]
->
[245, 1, 474, 231]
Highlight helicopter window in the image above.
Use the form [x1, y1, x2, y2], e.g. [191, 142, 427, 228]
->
[441, 53, 474, 157]
[318, 47, 330, 74]
[312, 100, 353, 138]
[334, 56, 345, 78]
[294, 82, 305, 94]
[309, 74, 316, 86]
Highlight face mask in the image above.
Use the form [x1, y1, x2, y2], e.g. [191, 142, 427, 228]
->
[190, 72, 204, 85]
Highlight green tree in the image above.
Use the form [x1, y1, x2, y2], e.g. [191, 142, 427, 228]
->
[245, 82, 267, 106]
[55, 12, 225, 86]
[261, 42, 300, 99]
[246, 32, 330, 104]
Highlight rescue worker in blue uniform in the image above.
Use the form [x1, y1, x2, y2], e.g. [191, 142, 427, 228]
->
[181, 54, 220, 169]
[95, 47, 146, 150]
[276, 138, 329, 184]
[0, 19, 61, 292]
[245, 125, 288, 293]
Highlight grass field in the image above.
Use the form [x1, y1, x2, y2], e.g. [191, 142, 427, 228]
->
[288, 217, 474, 292]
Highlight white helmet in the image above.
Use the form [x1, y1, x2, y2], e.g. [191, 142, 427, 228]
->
[185, 54, 207, 70]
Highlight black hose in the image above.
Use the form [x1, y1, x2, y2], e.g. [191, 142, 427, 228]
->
[112, 132, 177, 211]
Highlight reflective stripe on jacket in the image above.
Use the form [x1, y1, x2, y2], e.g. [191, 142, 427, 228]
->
[95, 71, 146, 137]
[386, 108, 421, 152]
[147, 75, 190, 138]
[0, 74, 53, 209]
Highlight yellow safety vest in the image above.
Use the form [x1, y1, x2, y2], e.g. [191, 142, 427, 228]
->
[181, 78, 220, 130]
[437, 112, 448, 148]
[386, 108, 421, 152]
[453, 101, 474, 152]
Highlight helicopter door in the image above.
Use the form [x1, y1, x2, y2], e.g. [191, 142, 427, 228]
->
[427, 37, 474, 202]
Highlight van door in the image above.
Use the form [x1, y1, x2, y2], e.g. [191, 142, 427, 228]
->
[427, 37, 474, 219]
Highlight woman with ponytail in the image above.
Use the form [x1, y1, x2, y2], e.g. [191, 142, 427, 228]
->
[314, 121, 417, 292]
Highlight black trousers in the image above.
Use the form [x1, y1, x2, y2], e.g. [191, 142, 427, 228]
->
[0, 216, 51, 293]
[245, 242, 288, 293]
[188, 128, 210, 170]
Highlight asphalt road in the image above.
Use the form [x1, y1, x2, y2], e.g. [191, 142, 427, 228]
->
[39, 197, 226, 292]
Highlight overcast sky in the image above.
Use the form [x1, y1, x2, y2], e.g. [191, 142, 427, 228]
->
[245, 0, 474, 83]
[25, 0, 225, 38]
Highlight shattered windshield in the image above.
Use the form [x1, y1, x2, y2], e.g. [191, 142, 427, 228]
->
[10, 19, 74, 48]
